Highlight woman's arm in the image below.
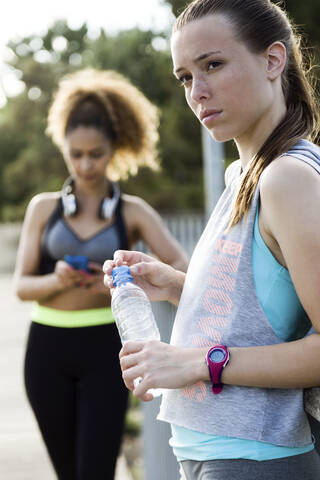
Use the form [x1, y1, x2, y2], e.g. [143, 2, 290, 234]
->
[120, 333, 320, 402]
[176, 156, 320, 391]
[224, 155, 320, 388]
[13, 194, 85, 301]
[221, 156, 320, 390]
[260, 156, 320, 330]
[122, 195, 189, 272]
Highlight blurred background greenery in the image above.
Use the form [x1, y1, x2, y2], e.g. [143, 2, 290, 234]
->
[0, 0, 319, 221]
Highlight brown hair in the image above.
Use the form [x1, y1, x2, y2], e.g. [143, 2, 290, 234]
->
[47, 69, 160, 180]
[174, 0, 320, 228]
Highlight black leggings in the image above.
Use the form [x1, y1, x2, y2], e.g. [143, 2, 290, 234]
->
[24, 322, 129, 480]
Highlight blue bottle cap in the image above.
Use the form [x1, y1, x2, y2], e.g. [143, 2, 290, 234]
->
[112, 265, 133, 286]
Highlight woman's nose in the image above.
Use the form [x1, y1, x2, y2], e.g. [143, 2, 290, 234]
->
[80, 156, 93, 170]
[190, 76, 210, 103]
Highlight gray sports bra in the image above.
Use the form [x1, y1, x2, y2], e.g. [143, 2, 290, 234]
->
[39, 196, 129, 274]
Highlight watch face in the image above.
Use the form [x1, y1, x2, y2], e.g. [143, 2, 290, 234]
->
[209, 348, 226, 363]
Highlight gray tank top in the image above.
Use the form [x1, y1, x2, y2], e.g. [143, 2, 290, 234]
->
[158, 139, 320, 447]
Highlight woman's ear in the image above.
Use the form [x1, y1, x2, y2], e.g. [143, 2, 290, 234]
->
[265, 41, 287, 80]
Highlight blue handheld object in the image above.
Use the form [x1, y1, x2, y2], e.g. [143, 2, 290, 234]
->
[64, 254, 90, 272]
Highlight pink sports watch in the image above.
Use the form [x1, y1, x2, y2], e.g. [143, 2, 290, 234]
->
[206, 345, 230, 394]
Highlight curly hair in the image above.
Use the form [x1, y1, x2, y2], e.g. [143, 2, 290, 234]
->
[46, 69, 160, 180]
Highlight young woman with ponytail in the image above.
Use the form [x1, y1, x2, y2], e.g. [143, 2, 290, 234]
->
[13, 69, 188, 479]
[104, 0, 320, 478]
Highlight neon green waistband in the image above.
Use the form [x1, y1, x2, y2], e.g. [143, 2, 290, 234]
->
[31, 303, 115, 328]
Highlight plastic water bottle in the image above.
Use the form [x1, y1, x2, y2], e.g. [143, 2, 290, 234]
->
[111, 265, 162, 397]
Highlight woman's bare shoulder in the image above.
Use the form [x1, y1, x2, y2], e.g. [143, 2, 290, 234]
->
[260, 155, 319, 197]
[121, 193, 152, 215]
[260, 154, 320, 234]
[26, 191, 61, 225]
[121, 193, 163, 233]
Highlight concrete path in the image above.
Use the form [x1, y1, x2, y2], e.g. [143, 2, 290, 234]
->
[0, 273, 132, 480]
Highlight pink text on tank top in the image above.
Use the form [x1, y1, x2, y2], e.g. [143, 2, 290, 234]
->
[182, 237, 243, 403]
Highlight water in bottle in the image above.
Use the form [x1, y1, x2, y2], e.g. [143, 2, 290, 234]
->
[111, 265, 162, 397]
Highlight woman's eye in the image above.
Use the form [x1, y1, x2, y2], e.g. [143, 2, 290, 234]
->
[178, 74, 192, 86]
[71, 152, 82, 159]
[90, 151, 104, 159]
[208, 61, 222, 71]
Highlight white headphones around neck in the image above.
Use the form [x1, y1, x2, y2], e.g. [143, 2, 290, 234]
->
[61, 177, 120, 219]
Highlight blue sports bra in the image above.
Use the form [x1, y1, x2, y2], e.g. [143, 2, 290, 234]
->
[39, 196, 129, 274]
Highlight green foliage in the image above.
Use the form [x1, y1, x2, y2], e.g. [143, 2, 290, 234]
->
[284, 0, 320, 45]
[161, 0, 188, 17]
[124, 392, 142, 437]
[0, 20, 203, 221]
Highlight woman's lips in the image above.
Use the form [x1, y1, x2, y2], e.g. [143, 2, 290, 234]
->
[81, 175, 96, 181]
[200, 109, 222, 126]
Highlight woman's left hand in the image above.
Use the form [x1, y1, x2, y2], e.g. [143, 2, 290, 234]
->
[119, 341, 208, 401]
[82, 262, 110, 295]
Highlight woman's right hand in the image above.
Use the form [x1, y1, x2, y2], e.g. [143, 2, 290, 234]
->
[103, 250, 185, 305]
[54, 260, 87, 289]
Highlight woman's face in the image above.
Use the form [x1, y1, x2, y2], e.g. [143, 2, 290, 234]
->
[64, 126, 113, 184]
[171, 14, 276, 145]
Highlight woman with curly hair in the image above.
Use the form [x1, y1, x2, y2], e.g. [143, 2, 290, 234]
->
[13, 68, 188, 480]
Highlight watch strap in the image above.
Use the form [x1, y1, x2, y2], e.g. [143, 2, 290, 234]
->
[206, 345, 230, 395]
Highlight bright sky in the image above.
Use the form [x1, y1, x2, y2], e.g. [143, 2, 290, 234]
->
[0, 0, 174, 106]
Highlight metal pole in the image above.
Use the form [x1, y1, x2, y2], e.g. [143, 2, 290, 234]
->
[141, 129, 225, 480]
[201, 127, 225, 218]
